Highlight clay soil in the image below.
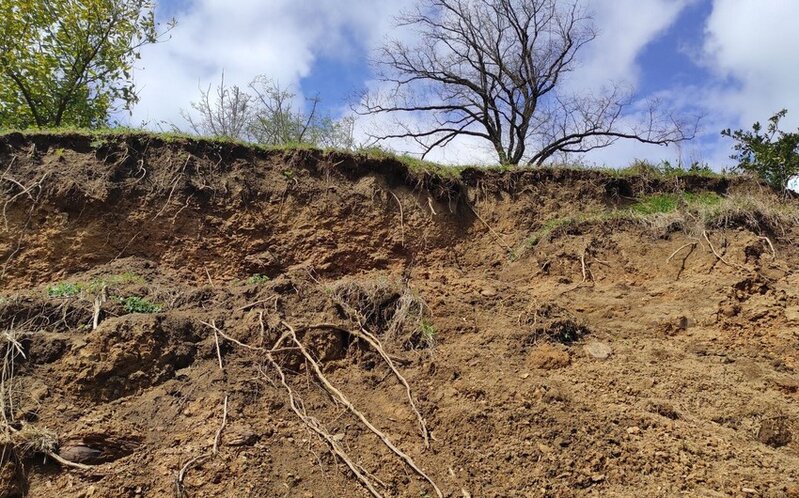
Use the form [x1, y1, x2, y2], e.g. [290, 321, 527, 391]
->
[0, 133, 797, 498]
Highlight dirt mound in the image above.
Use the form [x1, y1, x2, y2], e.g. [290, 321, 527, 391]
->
[0, 132, 798, 497]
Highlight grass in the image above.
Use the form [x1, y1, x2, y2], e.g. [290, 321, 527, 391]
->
[2, 127, 735, 182]
[46, 273, 144, 297]
[523, 190, 788, 248]
[629, 192, 722, 216]
[418, 320, 438, 349]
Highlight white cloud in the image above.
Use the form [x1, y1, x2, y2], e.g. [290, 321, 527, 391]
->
[575, 0, 697, 89]
[129, 0, 412, 129]
[702, 0, 799, 130]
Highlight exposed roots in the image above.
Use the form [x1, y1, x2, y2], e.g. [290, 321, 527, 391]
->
[278, 321, 442, 498]
[204, 316, 442, 498]
[329, 279, 431, 349]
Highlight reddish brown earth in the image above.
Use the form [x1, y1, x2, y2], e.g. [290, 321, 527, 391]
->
[0, 133, 797, 498]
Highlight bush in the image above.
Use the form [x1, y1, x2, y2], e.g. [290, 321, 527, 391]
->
[722, 109, 799, 191]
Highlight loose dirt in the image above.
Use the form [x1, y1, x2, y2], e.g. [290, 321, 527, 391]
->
[0, 133, 797, 497]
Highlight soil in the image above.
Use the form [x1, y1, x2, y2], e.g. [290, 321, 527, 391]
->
[0, 132, 797, 497]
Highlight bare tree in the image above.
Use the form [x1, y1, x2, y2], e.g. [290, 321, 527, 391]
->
[179, 73, 356, 149]
[181, 71, 253, 140]
[248, 76, 321, 145]
[361, 0, 697, 165]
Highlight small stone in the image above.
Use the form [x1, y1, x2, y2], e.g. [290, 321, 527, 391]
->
[584, 341, 613, 360]
[591, 474, 606, 483]
[520, 373, 530, 379]
[626, 426, 641, 435]
[480, 287, 497, 297]
[741, 488, 757, 495]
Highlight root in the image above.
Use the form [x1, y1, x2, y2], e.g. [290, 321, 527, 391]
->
[210, 320, 224, 370]
[199, 316, 440, 497]
[667, 242, 698, 262]
[467, 204, 513, 253]
[212, 395, 228, 455]
[390, 191, 405, 247]
[580, 250, 588, 283]
[303, 323, 429, 448]
[174, 393, 230, 497]
[261, 349, 383, 498]
[702, 231, 747, 273]
[280, 321, 443, 498]
[92, 285, 107, 330]
[759, 236, 776, 259]
[175, 454, 210, 498]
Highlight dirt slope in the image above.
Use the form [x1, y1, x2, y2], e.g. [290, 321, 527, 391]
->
[0, 132, 797, 498]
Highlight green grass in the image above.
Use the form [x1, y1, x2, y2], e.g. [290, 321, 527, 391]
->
[119, 296, 162, 314]
[525, 192, 726, 248]
[629, 192, 722, 215]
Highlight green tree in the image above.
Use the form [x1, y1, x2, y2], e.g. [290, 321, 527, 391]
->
[722, 110, 799, 192]
[0, 0, 173, 129]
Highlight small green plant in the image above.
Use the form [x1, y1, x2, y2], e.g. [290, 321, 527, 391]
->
[246, 274, 270, 285]
[419, 320, 437, 348]
[722, 109, 799, 191]
[120, 296, 162, 314]
[47, 282, 81, 298]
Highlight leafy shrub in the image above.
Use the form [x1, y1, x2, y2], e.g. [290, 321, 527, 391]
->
[722, 109, 799, 191]
[120, 296, 162, 314]
[47, 282, 81, 298]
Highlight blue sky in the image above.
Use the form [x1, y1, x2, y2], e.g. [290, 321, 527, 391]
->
[131, 0, 799, 167]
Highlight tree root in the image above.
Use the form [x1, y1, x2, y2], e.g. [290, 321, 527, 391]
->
[278, 320, 443, 498]
[202, 317, 441, 497]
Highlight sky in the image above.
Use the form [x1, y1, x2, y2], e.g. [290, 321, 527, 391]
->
[128, 0, 799, 168]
